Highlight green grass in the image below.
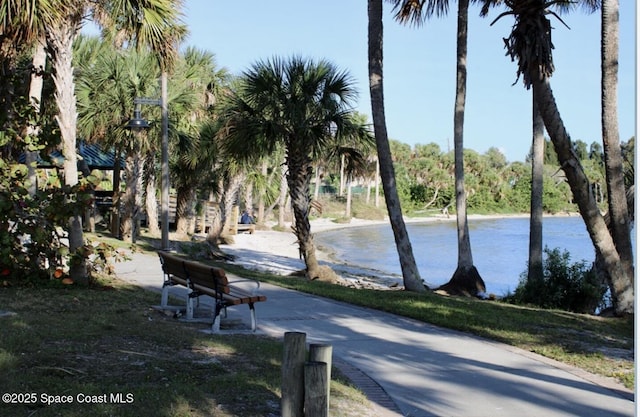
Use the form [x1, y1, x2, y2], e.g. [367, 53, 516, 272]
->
[213, 261, 634, 390]
[0, 277, 374, 417]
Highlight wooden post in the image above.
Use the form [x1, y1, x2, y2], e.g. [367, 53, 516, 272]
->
[304, 361, 328, 417]
[309, 343, 332, 415]
[282, 332, 306, 417]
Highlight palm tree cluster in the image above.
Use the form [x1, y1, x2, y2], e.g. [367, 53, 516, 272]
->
[1, 0, 633, 315]
[1, 4, 374, 284]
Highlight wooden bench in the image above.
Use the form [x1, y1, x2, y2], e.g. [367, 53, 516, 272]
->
[158, 251, 267, 332]
[230, 223, 255, 235]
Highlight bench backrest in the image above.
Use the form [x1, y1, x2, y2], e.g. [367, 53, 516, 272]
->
[182, 259, 230, 294]
[159, 251, 231, 294]
[159, 251, 186, 276]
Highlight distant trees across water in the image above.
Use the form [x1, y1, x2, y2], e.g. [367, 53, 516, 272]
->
[376, 137, 634, 215]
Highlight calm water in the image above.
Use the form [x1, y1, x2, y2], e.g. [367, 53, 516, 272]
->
[315, 216, 608, 296]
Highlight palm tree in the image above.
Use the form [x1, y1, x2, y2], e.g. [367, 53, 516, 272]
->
[483, 0, 633, 315]
[166, 47, 229, 236]
[391, 0, 486, 295]
[599, 0, 634, 299]
[220, 56, 365, 281]
[368, 0, 425, 292]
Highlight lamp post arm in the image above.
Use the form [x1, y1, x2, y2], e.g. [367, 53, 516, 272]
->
[134, 97, 162, 106]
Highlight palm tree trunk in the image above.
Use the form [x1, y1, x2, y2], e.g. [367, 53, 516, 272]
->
[339, 154, 345, 196]
[120, 149, 141, 243]
[601, 0, 634, 284]
[528, 92, 545, 284]
[221, 174, 244, 235]
[532, 75, 633, 315]
[287, 151, 322, 279]
[26, 40, 47, 195]
[111, 147, 122, 237]
[145, 154, 160, 236]
[257, 160, 268, 223]
[47, 20, 86, 283]
[206, 182, 225, 242]
[278, 162, 288, 228]
[314, 163, 321, 200]
[345, 177, 352, 218]
[440, 0, 485, 296]
[368, 0, 424, 292]
[175, 185, 195, 235]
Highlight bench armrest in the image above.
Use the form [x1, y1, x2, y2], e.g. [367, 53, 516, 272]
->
[228, 278, 262, 295]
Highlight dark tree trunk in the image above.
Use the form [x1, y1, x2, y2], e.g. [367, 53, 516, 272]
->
[601, 0, 634, 286]
[368, 0, 425, 292]
[286, 148, 322, 280]
[528, 91, 545, 284]
[533, 75, 633, 315]
[175, 185, 195, 235]
[439, 0, 485, 296]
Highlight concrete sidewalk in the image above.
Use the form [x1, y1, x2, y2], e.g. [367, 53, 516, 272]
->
[114, 251, 635, 417]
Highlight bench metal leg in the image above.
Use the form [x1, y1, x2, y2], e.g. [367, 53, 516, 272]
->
[249, 303, 257, 332]
[211, 302, 224, 333]
[211, 315, 221, 333]
[161, 284, 170, 307]
[186, 290, 195, 320]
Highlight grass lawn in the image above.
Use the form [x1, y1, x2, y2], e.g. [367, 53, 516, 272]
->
[0, 276, 374, 417]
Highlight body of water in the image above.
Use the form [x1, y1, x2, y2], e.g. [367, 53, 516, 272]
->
[315, 216, 604, 296]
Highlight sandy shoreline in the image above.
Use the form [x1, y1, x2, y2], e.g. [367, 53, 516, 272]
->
[219, 213, 562, 288]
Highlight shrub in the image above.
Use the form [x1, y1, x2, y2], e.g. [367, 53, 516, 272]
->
[0, 161, 114, 285]
[507, 247, 608, 314]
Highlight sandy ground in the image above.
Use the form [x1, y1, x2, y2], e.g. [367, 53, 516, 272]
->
[218, 214, 537, 288]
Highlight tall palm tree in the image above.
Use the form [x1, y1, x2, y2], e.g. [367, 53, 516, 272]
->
[220, 56, 366, 281]
[599, 0, 633, 296]
[391, 0, 486, 295]
[483, 0, 633, 315]
[368, 0, 425, 292]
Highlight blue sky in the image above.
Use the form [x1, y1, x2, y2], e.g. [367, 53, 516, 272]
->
[180, 1, 636, 162]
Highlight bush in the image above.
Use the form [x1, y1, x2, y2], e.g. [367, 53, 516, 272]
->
[0, 161, 112, 285]
[507, 247, 608, 314]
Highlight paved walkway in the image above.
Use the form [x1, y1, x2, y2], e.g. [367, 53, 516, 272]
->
[114, 251, 635, 417]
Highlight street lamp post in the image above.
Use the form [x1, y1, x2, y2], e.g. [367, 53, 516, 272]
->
[126, 73, 170, 251]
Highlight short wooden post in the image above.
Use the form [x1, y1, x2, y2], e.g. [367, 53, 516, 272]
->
[282, 332, 306, 417]
[304, 361, 328, 417]
[309, 343, 332, 415]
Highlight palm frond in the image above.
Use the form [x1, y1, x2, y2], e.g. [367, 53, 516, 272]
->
[388, 0, 450, 26]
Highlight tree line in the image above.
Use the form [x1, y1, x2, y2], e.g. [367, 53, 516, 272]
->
[384, 137, 634, 215]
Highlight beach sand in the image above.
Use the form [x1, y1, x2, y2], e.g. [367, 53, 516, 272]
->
[218, 214, 533, 289]
[219, 218, 391, 286]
